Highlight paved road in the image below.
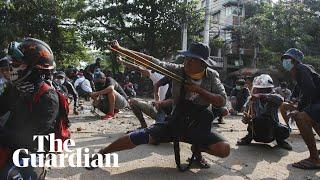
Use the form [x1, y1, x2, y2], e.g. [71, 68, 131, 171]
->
[47, 104, 320, 180]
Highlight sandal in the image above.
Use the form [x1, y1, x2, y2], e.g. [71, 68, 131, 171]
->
[292, 159, 320, 170]
[189, 145, 210, 169]
[187, 156, 210, 169]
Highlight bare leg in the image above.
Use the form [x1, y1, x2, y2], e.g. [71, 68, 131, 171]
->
[99, 135, 136, 154]
[129, 99, 148, 128]
[280, 102, 296, 126]
[99, 135, 157, 154]
[206, 141, 230, 158]
[107, 90, 116, 114]
[294, 112, 320, 163]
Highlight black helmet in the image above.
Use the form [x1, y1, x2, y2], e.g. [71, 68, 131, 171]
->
[8, 38, 55, 70]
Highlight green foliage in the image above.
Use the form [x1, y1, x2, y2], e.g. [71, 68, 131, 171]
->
[78, 0, 203, 59]
[0, 0, 92, 67]
[242, 1, 320, 71]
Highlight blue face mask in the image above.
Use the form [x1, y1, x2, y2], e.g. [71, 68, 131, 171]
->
[282, 59, 294, 71]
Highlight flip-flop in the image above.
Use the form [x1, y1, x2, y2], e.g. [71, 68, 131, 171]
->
[292, 159, 320, 170]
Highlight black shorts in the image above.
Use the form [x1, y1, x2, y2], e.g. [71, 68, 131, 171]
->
[146, 107, 226, 148]
[304, 102, 320, 123]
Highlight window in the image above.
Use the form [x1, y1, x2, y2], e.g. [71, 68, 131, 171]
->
[225, 6, 242, 16]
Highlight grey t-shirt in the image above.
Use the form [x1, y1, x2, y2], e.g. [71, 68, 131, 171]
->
[150, 57, 227, 106]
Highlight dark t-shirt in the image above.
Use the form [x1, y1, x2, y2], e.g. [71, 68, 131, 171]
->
[85, 63, 99, 74]
[295, 63, 320, 110]
[96, 77, 127, 98]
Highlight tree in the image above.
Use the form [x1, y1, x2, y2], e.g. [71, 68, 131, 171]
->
[240, 2, 320, 70]
[78, 0, 204, 59]
[0, 0, 91, 68]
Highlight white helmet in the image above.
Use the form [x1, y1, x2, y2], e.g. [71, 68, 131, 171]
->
[253, 74, 274, 88]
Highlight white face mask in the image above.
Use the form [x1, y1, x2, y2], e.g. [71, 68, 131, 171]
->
[10, 64, 28, 81]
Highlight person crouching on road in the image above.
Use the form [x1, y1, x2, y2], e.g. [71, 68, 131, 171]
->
[237, 74, 292, 150]
[280, 48, 320, 169]
[91, 71, 128, 120]
[85, 41, 230, 170]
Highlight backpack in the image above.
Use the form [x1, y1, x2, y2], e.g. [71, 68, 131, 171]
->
[32, 83, 71, 150]
[0, 83, 71, 173]
[251, 114, 276, 143]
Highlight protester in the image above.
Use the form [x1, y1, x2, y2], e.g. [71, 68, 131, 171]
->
[54, 71, 79, 115]
[0, 57, 10, 127]
[275, 82, 292, 102]
[74, 72, 93, 100]
[123, 76, 137, 98]
[237, 74, 292, 150]
[91, 71, 128, 120]
[65, 66, 78, 83]
[229, 79, 250, 115]
[117, 57, 169, 100]
[85, 41, 230, 170]
[84, 58, 102, 91]
[0, 38, 59, 179]
[129, 75, 174, 130]
[279, 48, 320, 169]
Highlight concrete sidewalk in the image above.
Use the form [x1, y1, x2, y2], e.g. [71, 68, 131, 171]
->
[47, 107, 320, 180]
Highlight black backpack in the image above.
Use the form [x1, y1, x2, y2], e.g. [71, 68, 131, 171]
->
[251, 114, 276, 143]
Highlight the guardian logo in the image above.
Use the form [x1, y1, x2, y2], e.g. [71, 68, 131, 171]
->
[12, 133, 119, 168]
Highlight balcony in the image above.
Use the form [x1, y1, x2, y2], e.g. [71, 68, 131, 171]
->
[223, 0, 242, 7]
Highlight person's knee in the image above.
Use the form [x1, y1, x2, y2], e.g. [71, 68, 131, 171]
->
[129, 98, 138, 106]
[129, 129, 150, 145]
[208, 141, 230, 158]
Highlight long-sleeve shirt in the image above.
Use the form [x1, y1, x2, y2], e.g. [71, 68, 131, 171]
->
[294, 63, 320, 110]
[150, 57, 227, 106]
[247, 93, 284, 122]
[0, 82, 59, 151]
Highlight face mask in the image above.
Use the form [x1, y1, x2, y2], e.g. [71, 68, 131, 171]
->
[187, 71, 205, 80]
[282, 59, 294, 71]
[236, 85, 241, 90]
[56, 79, 65, 85]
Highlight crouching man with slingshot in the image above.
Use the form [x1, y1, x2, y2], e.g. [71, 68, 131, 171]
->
[85, 40, 230, 171]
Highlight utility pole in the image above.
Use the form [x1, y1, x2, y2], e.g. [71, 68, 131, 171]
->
[182, 0, 188, 50]
[203, 0, 211, 45]
[237, 0, 243, 65]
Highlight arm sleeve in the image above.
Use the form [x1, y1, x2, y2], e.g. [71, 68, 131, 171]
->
[0, 90, 59, 150]
[149, 57, 183, 76]
[297, 65, 318, 98]
[264, 93, 284, 107]
[33, 90, 59, 135]
[211, 76, 227, 106]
